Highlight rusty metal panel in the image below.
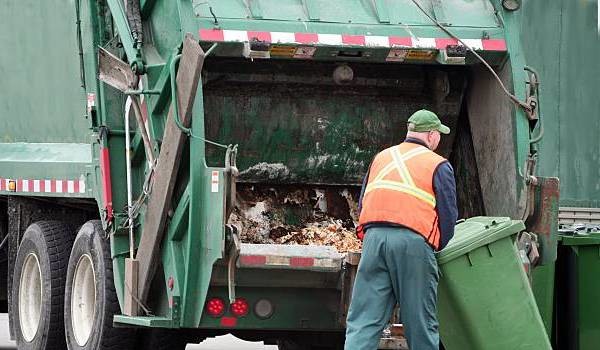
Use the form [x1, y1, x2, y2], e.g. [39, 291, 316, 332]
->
[526, 177, 560, 265]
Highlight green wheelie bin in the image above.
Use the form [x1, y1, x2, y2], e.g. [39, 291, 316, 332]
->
[436, 217, 552, 350]
[555, 233, 600, 350]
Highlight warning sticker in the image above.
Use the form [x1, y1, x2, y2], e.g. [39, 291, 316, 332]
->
[386, 49, 408, 62]
[270, 45, 297, 58]
[211, 171, 219, 193]
[406, 50, 436, 60]
[293, 46, 317, 59]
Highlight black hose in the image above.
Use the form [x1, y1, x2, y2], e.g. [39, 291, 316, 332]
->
[75, 0, 86, 89]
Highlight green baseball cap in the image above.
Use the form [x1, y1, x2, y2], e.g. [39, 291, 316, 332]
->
[407, 109, 450, 134]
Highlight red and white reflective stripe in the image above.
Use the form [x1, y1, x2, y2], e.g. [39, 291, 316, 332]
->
[87, 93, 96, 113]
[239, 254, 337, 269]
[211, 171, 219, 193]
[0, 178, 86, 194]
[199, 29, 507, 51]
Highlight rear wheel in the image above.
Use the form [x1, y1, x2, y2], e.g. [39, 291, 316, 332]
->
[64, 221, 134, 350]
[11, 221, 75, 350]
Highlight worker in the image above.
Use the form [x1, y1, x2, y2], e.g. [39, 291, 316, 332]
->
[345, 109, 458, 350]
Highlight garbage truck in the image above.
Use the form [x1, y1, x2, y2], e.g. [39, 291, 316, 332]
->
[0, 0, 561, 349]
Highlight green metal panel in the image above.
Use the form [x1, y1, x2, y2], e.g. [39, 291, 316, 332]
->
[0, 0, 91, 143]
[521, 1, 600, 207]
[194, 0, 499, 27]
[556, 1, 600, 207]
[0, 143, 94, 198]
[199, 286, 342, 330]
[519, 4, 599, 347]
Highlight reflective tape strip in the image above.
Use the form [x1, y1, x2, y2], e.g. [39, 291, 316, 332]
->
[295, 32, 319, 44]
[238, 254, 338, 270]
[365, 35, 390, 47]
[197, 29, 507, 52]
[223, 30, 249, 42]
[239, 255, 267, 266]
[247, 31, 271, 42]
[342, 34, 366, 46]
[389, 149, 414, 186]
[412, 37, 437, 48]
[271, 31, 296, 44]
[290, 257, 315, 267]
[435, 38, 459, 49]
[211, 171, 219, 193]
[318, 33, 343, 46]
[266, 255, 291, 266]
[365, 180, 436, 207]
[199, 28, 225, 41]
[374, 147, 430, 182]
[482, 39, 507, 51]
[0, 177, 86, 194]
[461, 39, 483, 51]
[388, 36, 413, 47]
[367, 146, 437, 207]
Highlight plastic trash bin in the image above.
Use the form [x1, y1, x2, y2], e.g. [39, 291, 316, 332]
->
[555, 233, 600, 350]
[436, 217, 552, 350]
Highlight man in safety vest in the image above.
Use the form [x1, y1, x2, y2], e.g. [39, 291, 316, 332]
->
[345, 109, 458, 350]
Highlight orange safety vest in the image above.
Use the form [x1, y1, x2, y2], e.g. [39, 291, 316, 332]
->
[358, 142, 446, 250]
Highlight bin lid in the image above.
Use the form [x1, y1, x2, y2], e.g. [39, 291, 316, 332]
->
[560, 233, 600, 246]
[436, 216, 525, 265]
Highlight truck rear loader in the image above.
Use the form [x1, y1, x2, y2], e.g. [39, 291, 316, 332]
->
[0, 0, 563, 349]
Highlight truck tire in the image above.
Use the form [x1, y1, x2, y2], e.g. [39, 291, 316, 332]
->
[11, 221, 75, 350]
[64, 221, 134, 350]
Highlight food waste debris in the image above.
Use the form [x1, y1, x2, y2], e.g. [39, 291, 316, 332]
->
[229, 185, 362, 253]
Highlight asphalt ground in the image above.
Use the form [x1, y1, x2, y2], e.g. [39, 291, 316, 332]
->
[0, 314, 277, 350]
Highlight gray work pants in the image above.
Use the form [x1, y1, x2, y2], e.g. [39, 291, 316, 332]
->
[344, 226, 440, 350]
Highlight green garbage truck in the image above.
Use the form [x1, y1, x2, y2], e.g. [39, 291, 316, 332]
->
[0, 0, 562, 349]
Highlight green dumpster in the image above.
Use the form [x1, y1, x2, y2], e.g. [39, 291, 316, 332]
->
[436, 217, 552, 350]
[555, 233, 600, 350]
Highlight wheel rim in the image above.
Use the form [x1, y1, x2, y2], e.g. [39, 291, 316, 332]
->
[71, 254, 96, 346]
[19, 253, 42, 342]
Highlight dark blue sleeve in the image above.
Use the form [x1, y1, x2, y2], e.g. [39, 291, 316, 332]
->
[357, 166, 371, 215]
[433, 161, 458, 250]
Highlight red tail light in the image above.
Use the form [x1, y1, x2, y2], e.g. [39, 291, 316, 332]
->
[230, 298, 249, 317]
[206, 298, 226, 317]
